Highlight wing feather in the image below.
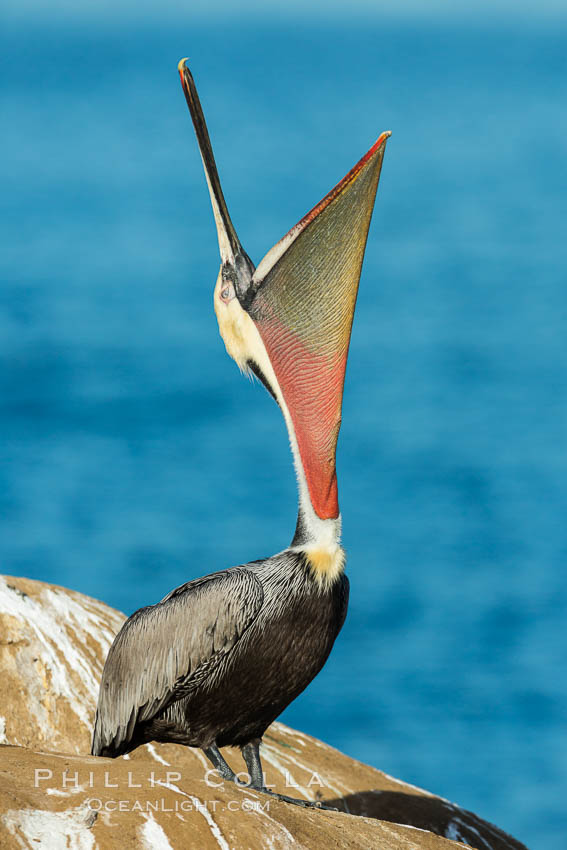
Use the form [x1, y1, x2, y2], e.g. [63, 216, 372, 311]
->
[92, 568, 263, 755]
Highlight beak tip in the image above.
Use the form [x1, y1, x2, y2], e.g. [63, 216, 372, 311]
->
[177, 57, 190, 79]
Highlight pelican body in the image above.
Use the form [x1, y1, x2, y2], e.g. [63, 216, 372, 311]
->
[92, 60, 389, 801]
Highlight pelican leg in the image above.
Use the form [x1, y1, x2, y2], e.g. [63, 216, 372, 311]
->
[241, 739, 336, 810]
[241, 739, 264, 787]
[203, 744, 237, 782]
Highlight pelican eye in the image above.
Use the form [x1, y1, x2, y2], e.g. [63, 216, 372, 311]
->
[220, 283, 234, 301]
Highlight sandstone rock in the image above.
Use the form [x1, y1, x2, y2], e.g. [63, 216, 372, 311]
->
[0, 575, 124, 755]
[0, 575, 528, 849]
[0, 744, 471, 850]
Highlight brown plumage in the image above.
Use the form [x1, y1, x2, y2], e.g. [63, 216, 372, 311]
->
[93, 555, 348, 758]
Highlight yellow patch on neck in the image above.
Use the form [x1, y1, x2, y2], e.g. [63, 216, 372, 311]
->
[304, 545, 346, 588]
[214, 290, 253, 372]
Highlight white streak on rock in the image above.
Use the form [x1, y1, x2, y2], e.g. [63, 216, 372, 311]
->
[379, 769, 435, 798]
[146, 743, 170, 766]
[191, 748, 209, 771]
[260, 742, 311, 798]
[46, 785, 87, 797]
[392, 823, 431, 833]
[2, 804, 96, 849]
[255, 805, 297, 847]
[277, 724, 326, 749]
[140, 813, 174, 850]
[267, 746, 348, 798]
[0, 578, 124, 738]
[446, 816, 506, 850]
[161, 781, 230, 850]
[191, 795, 230, 850]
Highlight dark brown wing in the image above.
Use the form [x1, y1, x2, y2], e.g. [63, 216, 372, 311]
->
[92, 568, 263, 755]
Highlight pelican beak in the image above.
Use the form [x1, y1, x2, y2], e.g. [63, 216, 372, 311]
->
[178, 59, 254, 298]
[178, 58, 389, 522]
[246, 133, 390, 520]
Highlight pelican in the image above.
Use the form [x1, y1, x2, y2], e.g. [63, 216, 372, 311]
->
[92, 59, 389, 806]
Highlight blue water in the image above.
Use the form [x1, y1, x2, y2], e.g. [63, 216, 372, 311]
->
[2, 18, 566, 848]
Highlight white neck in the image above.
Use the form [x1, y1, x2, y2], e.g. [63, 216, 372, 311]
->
[214, 279, 345, 585]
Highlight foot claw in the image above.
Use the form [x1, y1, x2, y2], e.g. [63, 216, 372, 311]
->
[262, 789, 337, 810]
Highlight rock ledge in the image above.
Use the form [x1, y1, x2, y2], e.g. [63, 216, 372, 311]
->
[0, 576, 527, 849]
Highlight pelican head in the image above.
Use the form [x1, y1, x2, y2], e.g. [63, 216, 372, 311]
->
[178, 58, 389, 567]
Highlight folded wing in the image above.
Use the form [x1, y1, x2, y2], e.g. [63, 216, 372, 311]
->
[92, 568, 264, 755]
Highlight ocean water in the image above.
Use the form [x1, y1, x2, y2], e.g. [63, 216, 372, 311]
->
[2, 18, 566, 848]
